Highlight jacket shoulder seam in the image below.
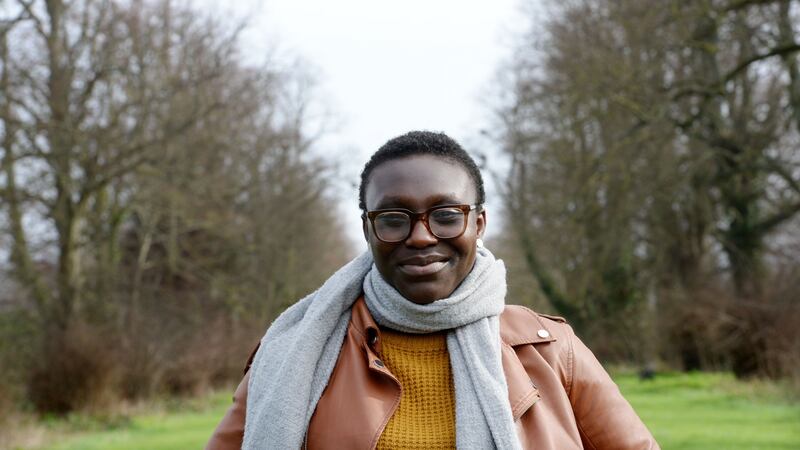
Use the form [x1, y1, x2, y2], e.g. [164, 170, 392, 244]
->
[537, 312, 567, 323]
[504, 304, 567, 327]
[566, 325, 574, 397]
[502, 305, 572, 346]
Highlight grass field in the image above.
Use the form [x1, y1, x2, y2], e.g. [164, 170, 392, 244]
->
[33, 392, 232, 450]
[617, 372, 800, 449]
[29, 372, 800, 450]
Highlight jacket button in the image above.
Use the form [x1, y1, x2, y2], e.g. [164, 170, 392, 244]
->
[537, 329, 550, 338]
[374, 359, 384, 368]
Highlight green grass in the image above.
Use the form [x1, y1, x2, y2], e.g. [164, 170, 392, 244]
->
[616, 372, 800, 450]
[32, 373, 800, 450]
[35, 392, 232, 450]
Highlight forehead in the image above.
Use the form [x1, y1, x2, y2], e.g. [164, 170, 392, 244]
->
[364, 155, 476, 210]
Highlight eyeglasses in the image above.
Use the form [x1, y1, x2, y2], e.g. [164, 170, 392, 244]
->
[364, 204, 481, 243]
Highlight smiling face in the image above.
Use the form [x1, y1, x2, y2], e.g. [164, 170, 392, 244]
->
[363, 155, 486, 304]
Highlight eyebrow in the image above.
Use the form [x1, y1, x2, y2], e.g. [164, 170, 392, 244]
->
[373, 194, 466, 210]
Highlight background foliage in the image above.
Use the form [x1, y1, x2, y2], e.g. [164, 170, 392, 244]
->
[0, 1, 799, 447]
[492, 0, 800, 382]
[0, 0, 349, 418]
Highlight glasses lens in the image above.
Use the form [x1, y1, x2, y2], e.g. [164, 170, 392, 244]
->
[429, 207, 466, 238]
[374, 211, 410, 242]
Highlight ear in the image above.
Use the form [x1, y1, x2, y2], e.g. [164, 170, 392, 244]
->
[476, 208, 486, 239]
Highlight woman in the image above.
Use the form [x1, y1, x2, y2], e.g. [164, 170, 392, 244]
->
[207, 131, 659, 449]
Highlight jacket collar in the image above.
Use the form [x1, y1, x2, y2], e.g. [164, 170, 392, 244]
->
[349, 297, 549, 421]
[349, 297, 557, 350]
[499, 305, 557, 346]
[347, 297, 377, 358]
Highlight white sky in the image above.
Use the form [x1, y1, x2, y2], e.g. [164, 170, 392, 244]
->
[196, 0, 530, 248]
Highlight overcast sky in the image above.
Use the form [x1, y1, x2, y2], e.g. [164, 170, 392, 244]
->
[196, 0, 530, 248]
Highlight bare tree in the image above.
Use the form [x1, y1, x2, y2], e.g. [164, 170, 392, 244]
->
[1, 0, 350, 412]
[0, 0, 242, 334]
[495, 0, 800, 374]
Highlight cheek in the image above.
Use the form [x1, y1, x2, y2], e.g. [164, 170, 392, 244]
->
[452, 240, 477, 270]
[369, 241, 396, 270]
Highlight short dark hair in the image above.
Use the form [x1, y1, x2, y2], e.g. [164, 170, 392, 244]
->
[359, 130, 486, 211]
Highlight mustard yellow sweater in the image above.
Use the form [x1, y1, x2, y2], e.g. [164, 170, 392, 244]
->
[376, 328, 456, 450]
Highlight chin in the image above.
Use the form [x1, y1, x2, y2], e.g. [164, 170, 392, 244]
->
[405, 294, 439, 305]
[396, 280, 453, 304]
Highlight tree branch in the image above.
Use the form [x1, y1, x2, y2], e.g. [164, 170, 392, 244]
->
[723, 0, 788, 13]
[16, 0, 47, 39]
[754, 199, 800, 234]
[724, 43, 800, 83]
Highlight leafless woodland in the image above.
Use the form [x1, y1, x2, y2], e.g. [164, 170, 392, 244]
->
[0, 0, 350, 415]
[1, 0, 799, 423]
[493, 0, 800, 383]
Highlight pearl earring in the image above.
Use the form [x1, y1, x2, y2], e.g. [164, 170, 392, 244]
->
[476, 238, 484, 248]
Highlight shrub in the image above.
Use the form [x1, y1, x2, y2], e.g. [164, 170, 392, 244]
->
[27, 324, 117, 415]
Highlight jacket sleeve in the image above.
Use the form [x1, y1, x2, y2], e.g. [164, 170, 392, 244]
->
[566, 326, 660, 450]
[205, 343, 260, 450]
[205, 372, 249, 450]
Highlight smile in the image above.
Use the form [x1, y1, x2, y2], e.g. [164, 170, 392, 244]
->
[398, 259, 449, 277]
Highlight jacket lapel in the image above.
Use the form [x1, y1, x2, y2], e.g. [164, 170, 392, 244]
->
[499, 305, 557, 420]
[351, 299, 557, 423]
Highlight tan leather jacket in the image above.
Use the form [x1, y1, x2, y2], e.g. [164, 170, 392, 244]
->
[207, 298, 659, 450]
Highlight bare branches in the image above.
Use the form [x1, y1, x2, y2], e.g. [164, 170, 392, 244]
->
[754, 200, 800, 234]
[0, 4, 29, 33]
[0, 0, 351, 413]
[723, 43, 800, 83]
[1, 27, 51, 314]
[16, 0, 47, 39]
[2, 0, 345, 341]
[495, 0, 800, 372]
[723, 0, 788, 13]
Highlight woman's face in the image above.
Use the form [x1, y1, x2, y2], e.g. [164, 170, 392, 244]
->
[363, 155, 486, 304]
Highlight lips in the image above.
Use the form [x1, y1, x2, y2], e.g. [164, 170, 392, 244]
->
[397, 254, 450, 277]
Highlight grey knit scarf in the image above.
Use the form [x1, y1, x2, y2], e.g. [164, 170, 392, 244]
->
[243, 247, 522, 450]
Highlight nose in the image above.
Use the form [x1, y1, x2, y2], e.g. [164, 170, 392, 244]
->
[405, 218, 438, 248]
